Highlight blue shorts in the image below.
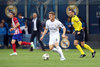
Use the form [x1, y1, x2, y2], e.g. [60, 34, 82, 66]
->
[12, 34, 22, 41]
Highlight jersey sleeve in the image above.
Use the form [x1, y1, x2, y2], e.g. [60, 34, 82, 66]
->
[58, 21, 65, 29]
[46, 21, 49, 29]
[14, 17, 19, 24]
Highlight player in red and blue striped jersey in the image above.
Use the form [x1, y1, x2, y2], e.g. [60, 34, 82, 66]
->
[9, 11, 34, 56]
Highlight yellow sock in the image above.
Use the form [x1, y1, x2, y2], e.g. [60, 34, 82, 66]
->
[84, 44, 94, 53]
[76, 44, 85, 55]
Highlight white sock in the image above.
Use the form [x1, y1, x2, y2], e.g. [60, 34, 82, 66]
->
[56, 46, 65, 58]
[52, 48, 58, 52]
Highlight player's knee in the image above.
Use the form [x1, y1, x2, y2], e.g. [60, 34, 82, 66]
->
[18, 42, 22, 45]
[49, 46, 53, 50]
[81, 44, 84, 47]
[81, 42, 85, 47]
[49, 47, 52, 50]
[74, 40, 78, 46]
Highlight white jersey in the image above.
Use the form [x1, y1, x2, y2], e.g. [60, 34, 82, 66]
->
[46, 19, 65, 38]
[46, 19, 65, 45]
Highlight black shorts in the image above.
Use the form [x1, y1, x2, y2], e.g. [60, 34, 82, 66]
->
[75, 30, 85, 42]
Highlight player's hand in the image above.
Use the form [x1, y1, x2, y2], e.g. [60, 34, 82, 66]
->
[10, 28, 14, 31]
[77, 32, 80, 34]
[62, 34, 65, 38]
[40, 36, 44, 41]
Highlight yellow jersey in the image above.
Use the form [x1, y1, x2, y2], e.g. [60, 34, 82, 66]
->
[71, 15, 83, 31]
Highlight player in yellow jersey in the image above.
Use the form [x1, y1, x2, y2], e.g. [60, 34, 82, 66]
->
[68, 9, 96, 58]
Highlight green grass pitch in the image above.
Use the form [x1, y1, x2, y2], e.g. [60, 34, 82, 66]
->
[0, 49, 100, 67]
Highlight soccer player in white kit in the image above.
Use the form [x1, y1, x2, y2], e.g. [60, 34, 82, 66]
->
[40, 11, 66, 61]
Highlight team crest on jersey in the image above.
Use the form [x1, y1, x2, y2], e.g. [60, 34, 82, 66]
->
[55, 24, 56, 27]
[5, 5, 17, 18]
[61, 36, 70, 48]
[66, 5, 79, 16]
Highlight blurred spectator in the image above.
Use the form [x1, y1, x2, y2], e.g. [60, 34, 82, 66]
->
[79, 17, 85, 31]
[65, 17, 73, 34]
[0, 22, 4, 28]
[18, 13, 28, 34]
[1, 19, 9, 30]
[0, 19, 9, 47]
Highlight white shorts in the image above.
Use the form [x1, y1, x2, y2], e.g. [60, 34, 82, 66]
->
[49, 36, 60, 45]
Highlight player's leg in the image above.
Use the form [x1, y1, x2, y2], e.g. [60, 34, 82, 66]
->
[81, 41, 96, 58]
[10, 39, 17, 56]
[17, 34, 34, 48]
[49, 37, 57, 51]
[49, 44, 61, 54]
[18, 41, 31, 45]
[11, 39, 16, 52]
[49, 36, 65, 61]
[55, 42, 66, 61]
[18, 41, 34, 49]
[49, 38, 58, 52]
[80, 30, 96, 58]
[74, 31, 85, 58]
[74, 40, 86, 58]
[49, 45, 54, 50]
[50, 44, 66, 61]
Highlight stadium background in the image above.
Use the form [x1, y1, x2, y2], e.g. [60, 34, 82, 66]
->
[0, 0, 100, 49]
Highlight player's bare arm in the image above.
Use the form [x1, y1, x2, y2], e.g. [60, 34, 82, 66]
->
[14, 22, 20, 29]
[10, 22, 20, 31]
[62, 27, 66, 38]
[40, 28, 48, 41]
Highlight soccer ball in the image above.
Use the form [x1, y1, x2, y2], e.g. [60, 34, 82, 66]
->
[42, 53, 49, 60]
